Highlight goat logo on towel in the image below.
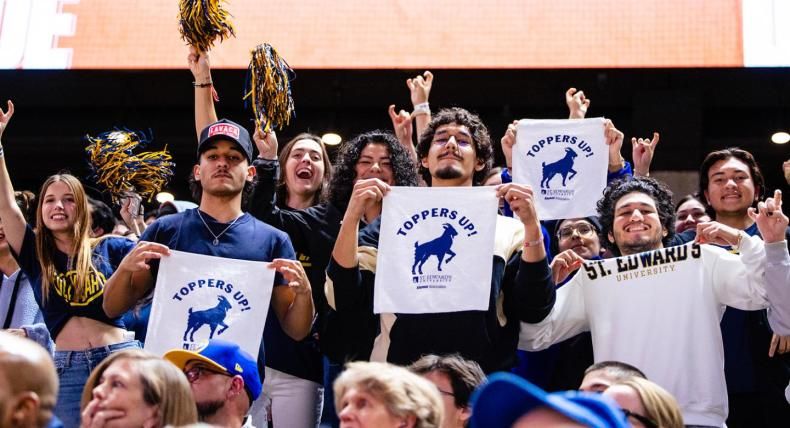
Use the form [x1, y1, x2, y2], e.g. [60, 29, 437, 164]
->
[183, 295, 232, 341]
[412, 223, 458, 275]
[541, 148, 578, 188]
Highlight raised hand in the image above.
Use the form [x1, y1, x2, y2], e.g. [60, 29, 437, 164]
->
[603, 119, 625, 172]
[270, 259, 312, 296]
[407, 71, 434, 106]
[253, 125, 278, 160]
[550, 249, 585, 284]
[632, 132, 659, 176]
[0, 100, 14, 140]
[346, 178, 391, 222]
[388, 104, 414, 155]
[749, 190, 788, 244]
[496, 183, 539, 226]
[187, 46, 212, 83]
[783, 160, 790, 185]
[501, 120, 518, 168]
[566, 88, 590, 119]
[119, 192, 144, 236]
[117, 241, 170, 273]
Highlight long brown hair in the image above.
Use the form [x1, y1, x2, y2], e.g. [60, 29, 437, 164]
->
[276, 133, 332, 207]
[35, 174, 97, 304]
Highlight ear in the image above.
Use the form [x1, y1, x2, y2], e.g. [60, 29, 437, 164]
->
[703, 189, 710, 205]
[421, 156, 430, 169]
[459, 405, 473, 424]
[246, 164, 257, 183]
[193, 164, 201, 180]
[662, 227, 668, 237]
[474, 158, 486, 172]
[399, 414, 417, 428]
[227, 375, 246, 399]
[142, 405, 160, 428]
[9, 393, 39, 427]
[608, 231, 615, 244]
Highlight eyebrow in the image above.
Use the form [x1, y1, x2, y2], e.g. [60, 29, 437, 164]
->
[616, 202, 655, 211]
[435, 128, 472, 138]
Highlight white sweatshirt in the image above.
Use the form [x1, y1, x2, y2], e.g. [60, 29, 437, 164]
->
[519, 236, 789, 427]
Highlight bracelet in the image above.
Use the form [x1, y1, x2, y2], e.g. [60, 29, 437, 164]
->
[412, 102, 430, 117]
[523, 236, 544, 248]
[193, 81, 213, 88]
[0, 145, 4, 158]
[731, 231, 744, 251]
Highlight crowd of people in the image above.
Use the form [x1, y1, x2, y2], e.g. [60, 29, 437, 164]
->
[0, 48, 789, 428]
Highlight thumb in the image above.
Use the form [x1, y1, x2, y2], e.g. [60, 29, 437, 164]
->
[769, 334, 778, 357]
[747, 207, 758, 221]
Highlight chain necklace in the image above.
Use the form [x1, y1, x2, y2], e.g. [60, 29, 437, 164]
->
[197, 210, 242, 246]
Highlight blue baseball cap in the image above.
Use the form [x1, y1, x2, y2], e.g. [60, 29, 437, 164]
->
[197, 118, 254, 163]
[164, 339, 262, 402]
[470, 372, 629, 428]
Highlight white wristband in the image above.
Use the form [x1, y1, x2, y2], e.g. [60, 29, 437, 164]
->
[412, 102, 430, 116]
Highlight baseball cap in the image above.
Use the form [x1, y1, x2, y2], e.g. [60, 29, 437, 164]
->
[197, 119, 254, 163]
[470, 372, 629, 428]
[164, 339, 262, 402]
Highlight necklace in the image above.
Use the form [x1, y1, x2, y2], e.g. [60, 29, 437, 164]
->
[197, 210, 242, 246]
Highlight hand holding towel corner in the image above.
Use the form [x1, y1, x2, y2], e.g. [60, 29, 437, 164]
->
[374, 186, 497, 314]
[144, 250, 274, 359]
[513, 118, 607, 220]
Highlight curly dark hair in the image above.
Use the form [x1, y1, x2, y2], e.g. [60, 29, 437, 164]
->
[416, 107, 493, 186]
[698, 147, 764, 212]
[597, 177, 675, 255]
[276, 133, 333, 207]
[326, 130, 418, 212]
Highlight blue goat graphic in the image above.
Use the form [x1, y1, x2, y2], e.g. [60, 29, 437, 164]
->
[183, 295, 232, 342]
[412, 223, 458, 275]
[540, 147, 578, 188]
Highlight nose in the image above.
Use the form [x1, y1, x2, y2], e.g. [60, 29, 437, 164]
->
[370, 161, 382, 172]
[446, 135, 459, 150]
[338, 405, 353, 421]
[725, 178, 737, 188]
[299, 153, 311, 163]
[92, 383, 107, 401]
[630, 209, 644, 221]
[684, 214, 695, 223]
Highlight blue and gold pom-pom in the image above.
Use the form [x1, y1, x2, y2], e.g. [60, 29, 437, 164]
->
[243, 43, 296, 131]
[85, 130, 175, 204]
[179, 0, 236, 52]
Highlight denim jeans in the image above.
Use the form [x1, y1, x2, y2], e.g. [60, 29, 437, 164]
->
[53, 340, 141, 428]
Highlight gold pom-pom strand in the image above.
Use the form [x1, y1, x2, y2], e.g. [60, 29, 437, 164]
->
[85, 130, 175, 205]
[243, 43, 296, 132]
[179, 0, 236, 52]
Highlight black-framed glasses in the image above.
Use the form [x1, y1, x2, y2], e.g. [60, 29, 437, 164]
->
[621, 408, 658, 428]
[431, 137, 473, 148]
[183, 365, 230, 383]
[557, 223, 595, 239]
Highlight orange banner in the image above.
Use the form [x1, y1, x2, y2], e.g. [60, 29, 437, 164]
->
[0, 0, 747, 69]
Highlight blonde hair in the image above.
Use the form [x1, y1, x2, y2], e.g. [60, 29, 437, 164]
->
[616, 377, 683, 428]
[81, 350, 198, 426]
[34, 174, 97, 305]
[334, 361, 443, 428]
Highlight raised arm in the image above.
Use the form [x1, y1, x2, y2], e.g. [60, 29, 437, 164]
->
[102, 241, 169, 317]
[631, 132, 659, 177]
[566, 88, 590, 119]
[408, 71, 433, 139]
[0, 101, 29, 255]
[189, 46, 218, 140]
[751, 190, 790, 335]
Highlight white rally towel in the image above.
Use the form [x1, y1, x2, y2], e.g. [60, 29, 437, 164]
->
[513, 118, 607, 220]
[144, 250, 274, 359]
[374, 186, 497, 314]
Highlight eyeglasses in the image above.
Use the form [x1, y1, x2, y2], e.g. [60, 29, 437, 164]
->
[621, 409, 658, 428]
[431, 137, 473, 148]
[183, 365, 230, 383]
[557, 223, 596, 239]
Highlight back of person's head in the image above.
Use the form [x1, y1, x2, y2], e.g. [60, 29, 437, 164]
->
[335, 361, 444, 428]
[597, 177, 675, 255]
[0, 331, 58, 428]
[327, 130, 418, 211]
[609, 377, 684, 428]
[416, 107, 493, 186]
[81, 349, 198, 427]
[87, 197, 116, 237]
[276, 132, 333, 206]
[14, 190, 37, 224]
[698, 147, 764, 205]
[409, 354, 486, 411]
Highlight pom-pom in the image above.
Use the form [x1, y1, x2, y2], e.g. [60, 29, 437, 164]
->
[243, 43, 296, 131]
[85, 130, 175, 204]
[179, 0, 236, 52]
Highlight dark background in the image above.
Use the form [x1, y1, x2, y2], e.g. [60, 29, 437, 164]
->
[0, 68, 788, 209]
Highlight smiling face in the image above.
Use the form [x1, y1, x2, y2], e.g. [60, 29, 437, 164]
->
[283, 138, 326, 203]
[90, 358, 159, 428]
[557, 218, 601, 260]
[704, 157, 758, 217]
[193, 140, 255, 199]
[421, 123, 484, 187]
[354, 143, 394, 185]
[674, 198, 711, 233]
[40, 180, 78, 234]
[609, 192, 667, 255]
